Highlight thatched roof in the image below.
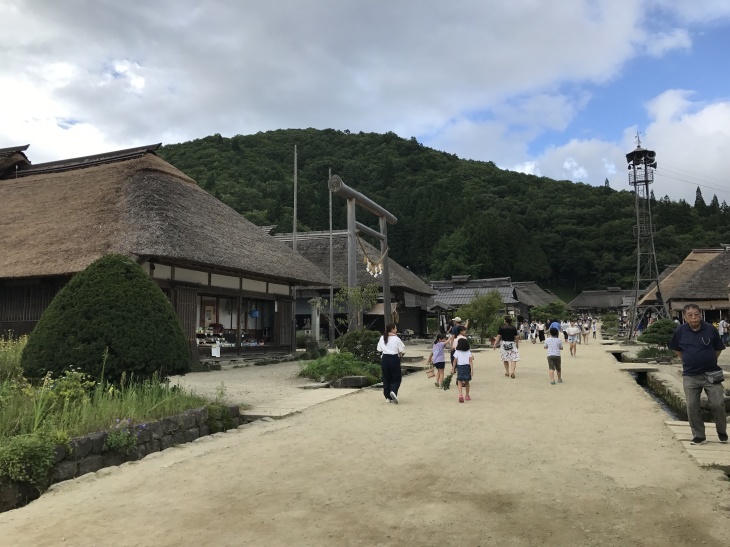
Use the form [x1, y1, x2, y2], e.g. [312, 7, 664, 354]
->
[0, 150, 328, 285]
[0, 144, 30, 175]
[275, 231, 435, 296]
[433, 285, 517, 309]
[638, 249, 723, 305]
[569, 288, 633, 309]
[513, 281, 564, 308]
[430, 276, 518, 309]
[669, 250, 730, 300]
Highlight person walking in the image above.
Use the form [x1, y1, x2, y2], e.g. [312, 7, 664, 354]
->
[668, 304, 727, 445]
[537, 320, 546, 343]
[493, 316, 520, 378]
[566, 320, 581, 357]
[451, 338, 474, 403]
[581, 320, 590, 345]
[719, 316, 729, 347]
[377, 323, 405, 404]
[560, 320, 569, 342]
[592, 321, 597, 339]
[544, 327, 564, 384]
[426, 333, 448, 388]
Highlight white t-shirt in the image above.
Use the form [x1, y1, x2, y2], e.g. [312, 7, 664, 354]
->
[566, 326, 581, 337]
[544, 337, 563, 356]
[453, 349, 472, 366]
[377, 335, 405, 355]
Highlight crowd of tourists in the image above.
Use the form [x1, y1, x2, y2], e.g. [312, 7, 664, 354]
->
[376, 304, 727, 446]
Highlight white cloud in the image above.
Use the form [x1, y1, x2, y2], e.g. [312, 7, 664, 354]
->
[1, 0, 729, 207]
[0, 0, 648, 160]
[645, 29, 691, 57]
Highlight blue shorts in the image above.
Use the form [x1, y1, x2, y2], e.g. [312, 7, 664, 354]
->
[433, 361, 446, 369]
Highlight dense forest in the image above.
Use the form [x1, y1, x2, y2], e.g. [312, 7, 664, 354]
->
[158, 129, 730, 292]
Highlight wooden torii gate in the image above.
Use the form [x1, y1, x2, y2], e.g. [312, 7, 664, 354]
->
[328, 175, 398, 329]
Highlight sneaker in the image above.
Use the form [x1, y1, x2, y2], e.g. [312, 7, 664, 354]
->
[458, 395, 464, 403]
[690, 437, 707, 445]
[389, 391, 398, 404]
[385, 398, 392, 403]
[719, 433, 728, 443]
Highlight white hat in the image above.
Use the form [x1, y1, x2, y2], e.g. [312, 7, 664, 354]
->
[453, 317, 462, 322]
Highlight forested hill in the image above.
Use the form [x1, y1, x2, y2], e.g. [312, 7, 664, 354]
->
[158, 129, 730, 291]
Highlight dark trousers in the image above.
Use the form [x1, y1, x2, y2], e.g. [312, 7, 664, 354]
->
[381, 354, 402, 399]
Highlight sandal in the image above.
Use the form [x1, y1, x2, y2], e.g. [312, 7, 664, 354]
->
[458, 395, 464, 403]
[504, 372, 509, 377]
[510, 373, 515, 378]
[465, 395, 471, 401]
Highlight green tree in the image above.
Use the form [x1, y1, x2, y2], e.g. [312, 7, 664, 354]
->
[455, 291, 502, 342]
[332, 282, 380, 332]
[637, 319, 676, 347]
[529, 301, 567, 323]
[22, 254, 191, 383]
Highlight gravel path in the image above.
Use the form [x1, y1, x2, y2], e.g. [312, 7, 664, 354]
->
[1, 335, 729, 546]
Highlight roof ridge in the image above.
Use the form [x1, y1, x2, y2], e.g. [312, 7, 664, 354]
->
[14, 144, 161, 177]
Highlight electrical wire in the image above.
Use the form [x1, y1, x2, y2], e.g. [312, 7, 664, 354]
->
[654, 169, 730, 199]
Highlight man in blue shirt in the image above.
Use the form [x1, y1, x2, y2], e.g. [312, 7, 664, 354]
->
[668, 303, 727, 445]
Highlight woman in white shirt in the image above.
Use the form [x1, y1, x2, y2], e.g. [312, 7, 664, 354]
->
[377, 322, 405, 404]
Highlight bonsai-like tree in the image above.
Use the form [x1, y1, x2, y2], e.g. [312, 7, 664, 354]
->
[637, 319, 677, 347]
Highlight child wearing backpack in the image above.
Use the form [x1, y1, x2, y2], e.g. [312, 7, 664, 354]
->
[451, 338, 474, 403]
[426, 333, 448, 388]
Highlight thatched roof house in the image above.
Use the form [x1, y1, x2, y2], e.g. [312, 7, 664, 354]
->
[638, 248, 730, 320]
[429, 276, 563, 318]
[0, 144, 327, 352]
[275, 230, 434, 335]
[568, 287, 634, 314]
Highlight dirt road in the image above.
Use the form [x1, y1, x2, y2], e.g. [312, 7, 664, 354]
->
[1, 337, 729, 546]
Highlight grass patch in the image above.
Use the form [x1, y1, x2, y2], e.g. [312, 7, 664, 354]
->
[0, 338, 210, 486]
[298, 352, 381, 384]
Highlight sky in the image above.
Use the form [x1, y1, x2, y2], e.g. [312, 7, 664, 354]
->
[2, 0, 730, 204]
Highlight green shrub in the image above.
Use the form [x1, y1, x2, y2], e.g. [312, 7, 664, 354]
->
[21, 254, 191, 384]
[207, 403, 233, 433]
[298, 352, 381, 384]
[335, 329, 381, 363]
[638, 319, 677, 347]
[103, 419, 138, 454]
[0, 433, 55, 485]
[296, 333, 308, 349]
[637, 346, 676, 360]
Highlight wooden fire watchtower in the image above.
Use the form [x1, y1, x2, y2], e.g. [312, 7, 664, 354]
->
[328, 175, 397, 329]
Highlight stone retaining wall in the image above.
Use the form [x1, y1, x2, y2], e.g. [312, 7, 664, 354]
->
[0, 404, 242, 513]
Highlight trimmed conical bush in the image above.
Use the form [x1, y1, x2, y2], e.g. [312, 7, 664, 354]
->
[22, 254, 190, 383]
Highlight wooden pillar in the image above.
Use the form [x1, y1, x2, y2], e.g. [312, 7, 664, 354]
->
[380, 216, 392, 327]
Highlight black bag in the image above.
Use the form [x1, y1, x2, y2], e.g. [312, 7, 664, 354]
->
[706, 370, 724, 384]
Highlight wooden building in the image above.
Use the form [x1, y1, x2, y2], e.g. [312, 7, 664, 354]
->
[0, 144, 328, 355]
[274, 231, 435, 336]
[568, 287, 634, 316]
[430, 276, 563, 320]
[638, 248, 730, 322]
